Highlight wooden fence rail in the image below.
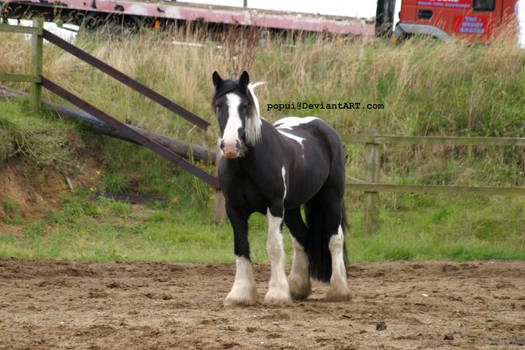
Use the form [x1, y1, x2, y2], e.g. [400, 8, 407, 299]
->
[345, 130, 525, 234]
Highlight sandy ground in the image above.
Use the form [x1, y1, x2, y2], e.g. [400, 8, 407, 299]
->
[0, 257, 524, 349]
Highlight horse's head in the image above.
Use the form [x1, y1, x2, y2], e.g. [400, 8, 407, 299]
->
[212, 71, 262, 159]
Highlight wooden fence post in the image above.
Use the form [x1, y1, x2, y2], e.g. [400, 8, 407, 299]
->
[30, 18, 43, 112]
[364, 127, 380, 234]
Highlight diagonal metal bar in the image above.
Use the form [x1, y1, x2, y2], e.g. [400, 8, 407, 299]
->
[42, 29, 210, 130]
[41, 76, 220, 189]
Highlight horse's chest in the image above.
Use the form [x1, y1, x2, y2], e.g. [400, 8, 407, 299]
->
[219, 168, 272, 211]
[224, 180, 268, 212]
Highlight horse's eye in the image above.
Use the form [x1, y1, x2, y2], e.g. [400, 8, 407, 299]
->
[215, 105, 222, 113]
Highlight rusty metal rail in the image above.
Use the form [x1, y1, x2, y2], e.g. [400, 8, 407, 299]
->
[42, 29, 210, 130]
[40, 76, 220, 189]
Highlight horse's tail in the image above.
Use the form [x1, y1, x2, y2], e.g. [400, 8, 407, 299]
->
[304, 201, 349, 282]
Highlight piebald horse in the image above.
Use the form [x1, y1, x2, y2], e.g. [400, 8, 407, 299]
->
[212, 71, 350, 306]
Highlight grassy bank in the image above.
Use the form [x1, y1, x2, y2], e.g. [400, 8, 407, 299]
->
[2, 177, 524, 263]
[0, 26, 524, 262]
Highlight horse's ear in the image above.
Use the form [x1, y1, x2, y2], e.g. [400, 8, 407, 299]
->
[212, 71, 223, 88]
[239, 71, 249, 88]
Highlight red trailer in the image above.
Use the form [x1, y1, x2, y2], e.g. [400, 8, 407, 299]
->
[0, 0, 374, 36]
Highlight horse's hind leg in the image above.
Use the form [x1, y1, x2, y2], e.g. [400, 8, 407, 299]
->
[284, 207, 311, 299]
[327, 223, 351, 301]
[264, 204, 292, 305]
[309, 187, 351, 301]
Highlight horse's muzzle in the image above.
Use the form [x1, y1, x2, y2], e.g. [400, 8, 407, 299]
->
[221, 139, 241, 159]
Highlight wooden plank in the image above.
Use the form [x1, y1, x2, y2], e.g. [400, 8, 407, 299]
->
[346, 183, 525, 196]
[0, 73, 40, 83]
[40, 76, 220, 189]
[30, 18, 44, 113]
[0, 23, 43, 35]
[342, 134, 525, 146]
[41, 29, 211, 130]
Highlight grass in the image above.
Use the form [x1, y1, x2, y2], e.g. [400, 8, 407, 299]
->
[0, 100, 76, 170]
[1, 187, 523, 263]
[0, 25, 524, 263]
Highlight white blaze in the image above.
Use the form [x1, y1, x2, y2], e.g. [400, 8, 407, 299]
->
[222, 93, 243, 147]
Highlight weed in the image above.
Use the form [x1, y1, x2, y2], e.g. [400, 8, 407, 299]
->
[102, 174, 129, 193]
[3, 199, 22, 225]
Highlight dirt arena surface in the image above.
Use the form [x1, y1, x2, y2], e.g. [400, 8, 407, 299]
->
[0, 258, 524, 350]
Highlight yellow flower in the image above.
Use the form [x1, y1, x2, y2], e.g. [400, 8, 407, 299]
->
[96, 170, 101, 176]
[89, 187, 96, 192]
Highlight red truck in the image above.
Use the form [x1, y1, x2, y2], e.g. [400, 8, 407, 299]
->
[388, 0, 522, 42]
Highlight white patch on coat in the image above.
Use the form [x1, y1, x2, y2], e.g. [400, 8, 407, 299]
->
[274, 116, 318, 130]
[274, 116, 318, 147]
[288, 237, 311, 299]
[265, 209, 291, 304]
[224, 255, 256, 306]
[276, 130, 305, 146]
[327, 225, 351, 300]
[281, 166, 287, 200]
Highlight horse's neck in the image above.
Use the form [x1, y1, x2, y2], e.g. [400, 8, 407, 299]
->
[238, 120, 282, 168]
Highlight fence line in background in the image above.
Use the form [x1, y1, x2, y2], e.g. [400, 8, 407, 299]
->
[344, 130, 525, 234]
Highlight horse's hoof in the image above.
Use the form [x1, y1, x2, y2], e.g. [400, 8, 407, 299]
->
[264, 289, 292, 305]
[325, 288, 352, 302]
[224, 288, 256, 307]
[288, 276, 311, 300]
[223, 298, 255, 307]
[224, 296, 255, 307]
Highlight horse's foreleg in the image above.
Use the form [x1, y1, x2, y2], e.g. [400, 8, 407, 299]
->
[224, 208, 256, 307]
[265, 207, 292, 305]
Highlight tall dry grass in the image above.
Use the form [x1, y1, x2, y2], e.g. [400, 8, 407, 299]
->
[1, 25, 524, 185]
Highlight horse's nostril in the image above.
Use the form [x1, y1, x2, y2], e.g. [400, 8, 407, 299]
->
[235, 139, 240, 146]
[220, 140, 225, 150]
